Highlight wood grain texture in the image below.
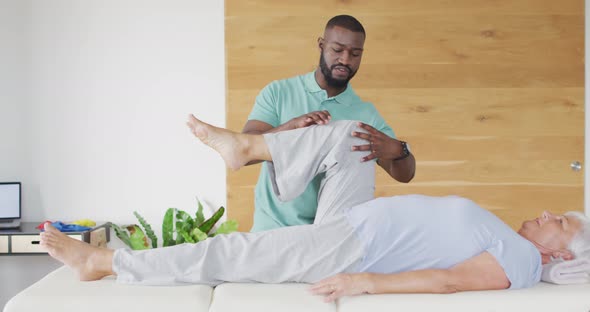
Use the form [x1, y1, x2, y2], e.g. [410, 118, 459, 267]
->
[227, 0, 582, 16]
[225, 0, 584, 232]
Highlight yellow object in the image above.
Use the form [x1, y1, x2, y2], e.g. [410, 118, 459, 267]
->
[71, 219, 96, 227]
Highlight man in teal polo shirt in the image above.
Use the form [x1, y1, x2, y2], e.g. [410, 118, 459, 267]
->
[242, 15, 416, 231]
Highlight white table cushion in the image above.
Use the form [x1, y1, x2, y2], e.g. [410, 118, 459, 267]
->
[4, 266, 213, 312]
[338, 282, 590, 312]
[209, 283, 335, 312]
[6, 265, 590, 312]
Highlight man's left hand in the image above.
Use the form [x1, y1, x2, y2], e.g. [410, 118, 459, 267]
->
[309, 273, 371, 303]
[351, 122, 402, 162]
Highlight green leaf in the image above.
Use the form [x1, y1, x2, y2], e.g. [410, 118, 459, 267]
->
[126, 224, 150, 250]
[134, 211, 157, 248]
[175, 208, 194, 245]
[191, 227, 208, 242]
[195, 197, 205, 226]
[176, 209, 194, 234]
[213, 220, 239, 236]
[175, 220, 186, 244]
[180, 230, 195, 243]
[162, 208, 176, 247]
[112, 223, 132, 248]
[198, 206, 225, 234]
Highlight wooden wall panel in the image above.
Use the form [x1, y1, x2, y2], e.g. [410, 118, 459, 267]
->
[226, 1, 581, 16]
[226, 0, 584, 231]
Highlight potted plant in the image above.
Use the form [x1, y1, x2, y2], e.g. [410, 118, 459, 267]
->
[112, 198, 238, 250]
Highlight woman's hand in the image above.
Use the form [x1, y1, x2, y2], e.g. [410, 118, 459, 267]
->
[309, 273, 372, 303]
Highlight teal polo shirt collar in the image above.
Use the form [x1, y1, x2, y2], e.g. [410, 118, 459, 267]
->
[303, 71, 356, 106]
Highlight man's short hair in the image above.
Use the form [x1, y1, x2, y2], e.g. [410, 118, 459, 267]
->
[565, 211, 590, 259]
[325, 15, 366, 37]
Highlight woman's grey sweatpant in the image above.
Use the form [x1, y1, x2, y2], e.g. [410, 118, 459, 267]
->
[113, 120, 375, 286]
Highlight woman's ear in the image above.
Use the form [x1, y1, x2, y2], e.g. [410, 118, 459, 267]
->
[553, 250, 574, 261]
[550, 250, 574, 261]
[540, 250, 554, 264]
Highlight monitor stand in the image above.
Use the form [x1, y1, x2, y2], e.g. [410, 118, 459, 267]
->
[0, 219, 21, 229]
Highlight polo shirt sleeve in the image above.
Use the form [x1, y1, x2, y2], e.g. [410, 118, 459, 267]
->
[367, 103, 396, 139]
[248, 82, 280, 127]
[485, 239, 542, 289]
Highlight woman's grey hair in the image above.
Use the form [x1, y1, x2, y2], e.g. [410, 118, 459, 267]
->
[564, 211, 590, 259]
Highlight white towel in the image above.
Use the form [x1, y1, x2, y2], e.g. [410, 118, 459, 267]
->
[541, 258, 590, 285]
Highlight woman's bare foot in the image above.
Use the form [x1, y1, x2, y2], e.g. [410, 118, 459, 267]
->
[41, 223, 114, 281]
[186, 114, 250, 170]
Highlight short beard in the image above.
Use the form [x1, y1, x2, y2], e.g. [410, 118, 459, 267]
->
[319, 49, 356, 89]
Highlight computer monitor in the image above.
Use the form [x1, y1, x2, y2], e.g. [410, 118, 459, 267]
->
[0, 182, 21, 228]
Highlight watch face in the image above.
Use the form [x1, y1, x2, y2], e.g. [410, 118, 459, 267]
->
[400, 141, 410, 154]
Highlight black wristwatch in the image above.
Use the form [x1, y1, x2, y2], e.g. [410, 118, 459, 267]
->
[393, 141, 411, 161]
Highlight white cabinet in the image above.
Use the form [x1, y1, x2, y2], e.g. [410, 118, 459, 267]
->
[0, 236, 8, 253]
[10, 234, 82, 253]
[0, 222, 109, 255]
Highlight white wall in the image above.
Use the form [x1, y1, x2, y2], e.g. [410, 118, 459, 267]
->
[3, 0, 226, 239]
[0, 0, 29, 189]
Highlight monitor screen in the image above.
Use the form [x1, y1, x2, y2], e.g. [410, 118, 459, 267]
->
[0, 182, 21, 219]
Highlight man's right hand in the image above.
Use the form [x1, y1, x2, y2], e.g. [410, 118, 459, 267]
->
[287, 110, 331, 130]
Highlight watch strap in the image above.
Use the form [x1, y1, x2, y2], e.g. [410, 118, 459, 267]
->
[393, 141, 410, 161]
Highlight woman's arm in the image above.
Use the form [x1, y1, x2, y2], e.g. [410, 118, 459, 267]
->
[310, 252, 510, 302]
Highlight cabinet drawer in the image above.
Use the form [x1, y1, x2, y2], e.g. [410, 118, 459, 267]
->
[0, 236, 8, 253]
[11, 234, 82, 253]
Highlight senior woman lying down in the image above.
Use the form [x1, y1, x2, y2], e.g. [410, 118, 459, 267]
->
[41, 116, 590, 303]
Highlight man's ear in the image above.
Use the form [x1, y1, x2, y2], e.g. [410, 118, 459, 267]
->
[318, 37, 324, 49]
